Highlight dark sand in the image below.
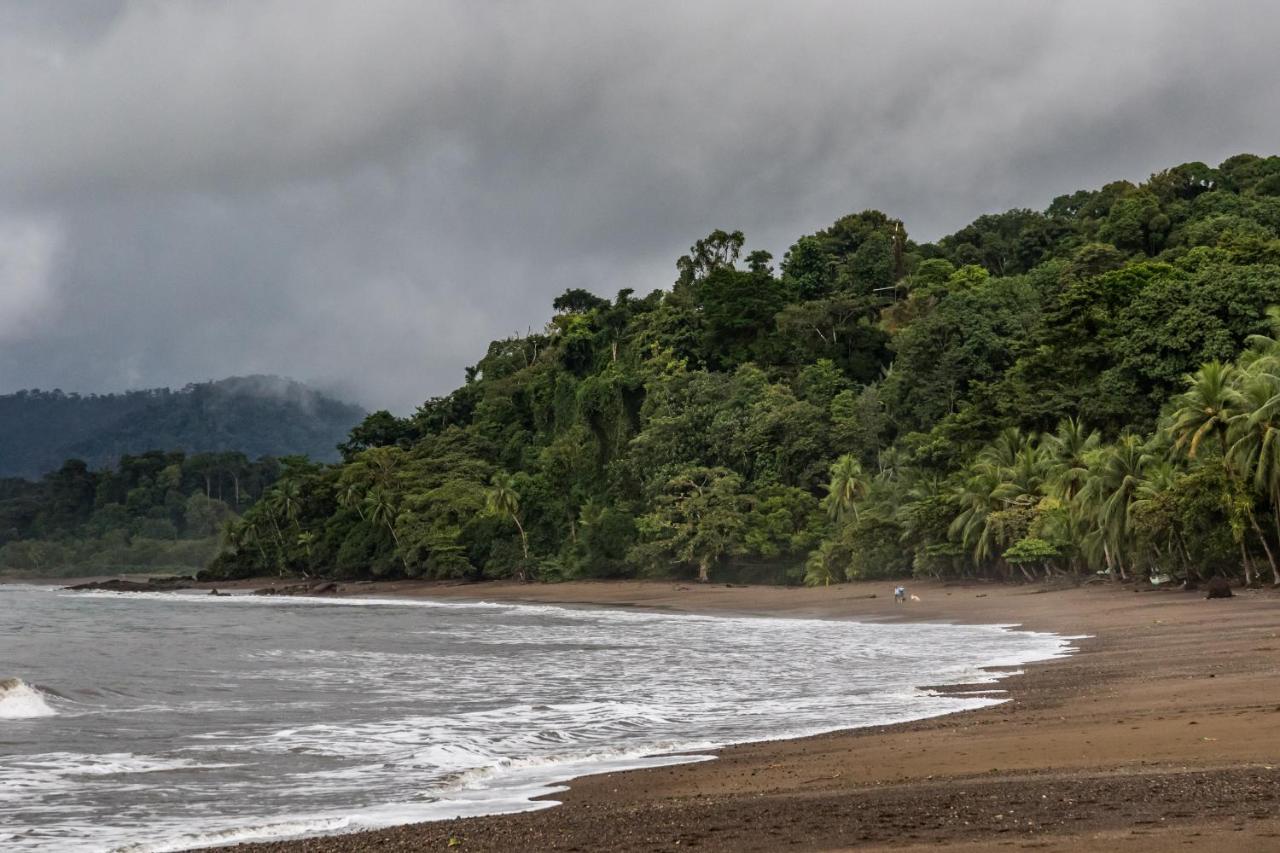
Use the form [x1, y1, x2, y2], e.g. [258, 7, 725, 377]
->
[152, 578, 1280, 851]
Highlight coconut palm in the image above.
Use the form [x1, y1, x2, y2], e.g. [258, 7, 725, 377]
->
[1228, 368, 1280, 584]
[364, 487, 410, 571]
[1167, 361, 1241, 458]
[1128, 460, 1183, 577]
[1166, 360, 1266, 583]
[949, 466, 1004, 568]
[337, 480, 367, 521]
[824, 454, 869, 524]
[1043, 417, 1101, 501]
[363, 446, 402, 490]
[296, 531, 316, 577]
[993, 441, 1049, 504]
[1075, 434, 1156, 579]
[976, 427, 1035, 474]
[803, 540, 841, 587]
[262, 479, 303, 574]
[1238, 306, 1280, 374]
[486, 471, 530, 580]
[267, 478, 302, 531]
[893, 471, 945, 546]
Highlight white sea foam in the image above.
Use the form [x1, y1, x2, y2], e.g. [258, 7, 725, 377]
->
[61, 588, 523, 610]
[1, 585, 1077, 853]
[110, 816, 356, 853]
[0, 677, 57, 719]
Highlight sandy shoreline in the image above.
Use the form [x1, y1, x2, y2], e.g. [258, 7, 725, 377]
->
[23, 576, 1280, 851]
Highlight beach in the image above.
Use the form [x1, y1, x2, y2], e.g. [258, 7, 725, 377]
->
[193, 578, 1280, 852]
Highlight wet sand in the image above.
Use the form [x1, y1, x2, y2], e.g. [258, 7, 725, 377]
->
[174, 578, 1279, 850]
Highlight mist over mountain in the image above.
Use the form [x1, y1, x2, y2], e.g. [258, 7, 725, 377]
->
[0, 375, 366, 478]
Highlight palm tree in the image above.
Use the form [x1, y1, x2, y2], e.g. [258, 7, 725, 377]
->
[296, 531, 316, 577]
[1168, 360, 1265, 584]
[803, 541, 840, 587]
[1228, 368, 1280, 584]
[267, 479, 302, 534]
[245, 519, 271, 565]
[992, 441, 1048, 505]
[949, 466, 1004, 570]
[1167, 361, 1241, 458]
[224, 518, 269, 567]
[486, 472, 529, 580]
[1129, 460, 1183, 578]
[337, 481, 367, 521]
[1238, 306, 1280, 374]
[1077, 434, 1154, 580]
[1043, 417, 1101, 501]
[263, 479, 303, 575]
[893, 471, 943, 545]
[824, 454, 869, 523]
[977, 427, 1035, 473]
[362, 487, 412, 573]
[946, 429, 1047, 577]
[364, 446, 402, 490]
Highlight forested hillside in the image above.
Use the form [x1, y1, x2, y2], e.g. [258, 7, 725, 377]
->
[0, 376, 365, 479]
[0, 452, 283, 576]
[203, 154, 1280, 586]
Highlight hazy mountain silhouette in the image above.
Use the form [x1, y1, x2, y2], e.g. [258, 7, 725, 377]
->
[0, 376, 366, 478]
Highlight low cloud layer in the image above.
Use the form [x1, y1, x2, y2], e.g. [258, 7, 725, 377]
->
[1, 1, 1277, 411]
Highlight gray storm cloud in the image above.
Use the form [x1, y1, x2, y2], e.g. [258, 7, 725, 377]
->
[0, 0, 1277, 411]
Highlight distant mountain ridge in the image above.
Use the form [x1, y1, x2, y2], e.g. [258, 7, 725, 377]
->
[0, 375, 366, 479]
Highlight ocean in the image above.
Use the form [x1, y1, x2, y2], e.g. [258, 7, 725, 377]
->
[0, 584, 1073, 852]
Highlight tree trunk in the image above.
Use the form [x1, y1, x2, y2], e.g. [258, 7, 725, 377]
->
[1246, 508, 1278, 586]
[1103, 541, 1115, 579]
[697, 556, 711, 583]
[1271, 504, 1280, 585]
[268, 515, 285, 548]
[512, 515, 529, 582]
[1240, 540, 1254, 586]
[513, 515, 529, 560]
[1175, 533, 1197, 580]
[386, 521, 409, 572]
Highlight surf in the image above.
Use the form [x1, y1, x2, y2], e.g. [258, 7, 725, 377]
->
[0, 677, 58, 719]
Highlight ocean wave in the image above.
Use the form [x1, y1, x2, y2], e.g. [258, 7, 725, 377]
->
[60, 588, 522, 610]
[0, 678, 58, 719]
[2, 586, 1077, 853]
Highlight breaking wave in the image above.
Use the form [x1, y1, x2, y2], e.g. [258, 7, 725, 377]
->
[0, 678, 58, 719]
[0, 584, 1077, 852]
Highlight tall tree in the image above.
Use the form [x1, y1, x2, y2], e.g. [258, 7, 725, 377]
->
[486, 472, 529, 580]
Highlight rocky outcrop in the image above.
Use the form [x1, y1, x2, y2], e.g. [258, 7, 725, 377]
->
[251, 581, 341, 597]
[1205, 576, 1234, 599]
[64, 576, 195, 592]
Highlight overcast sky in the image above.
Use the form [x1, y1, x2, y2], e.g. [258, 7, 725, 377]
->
[1, 1, 1277, 412]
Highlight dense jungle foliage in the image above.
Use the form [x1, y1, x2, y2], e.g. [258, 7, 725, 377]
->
[0, 375, 364, 479]
[0, 452, 282, 577]
[188, 155, 1280, 585]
